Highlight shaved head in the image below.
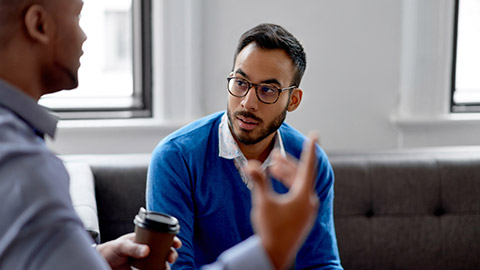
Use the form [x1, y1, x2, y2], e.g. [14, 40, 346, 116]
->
[0, 0, 86, 98]
[0, 0, 32, 48]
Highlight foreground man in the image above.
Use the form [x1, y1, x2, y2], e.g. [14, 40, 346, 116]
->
[0, 0, 173, 268]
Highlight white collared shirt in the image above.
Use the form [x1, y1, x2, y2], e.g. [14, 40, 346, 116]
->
[218, 112, 286, 189]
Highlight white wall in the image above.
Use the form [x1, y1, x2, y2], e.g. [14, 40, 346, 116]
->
[48, 0, 480, 155]
[201, 0, 403, 151]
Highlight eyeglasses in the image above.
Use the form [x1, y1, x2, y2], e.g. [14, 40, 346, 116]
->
[227, 77, 296, 104]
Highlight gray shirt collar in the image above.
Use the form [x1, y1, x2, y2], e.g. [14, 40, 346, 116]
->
[0, 79, 58, 138]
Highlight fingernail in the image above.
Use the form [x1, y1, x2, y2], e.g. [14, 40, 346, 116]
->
[137, 246, 148, 256]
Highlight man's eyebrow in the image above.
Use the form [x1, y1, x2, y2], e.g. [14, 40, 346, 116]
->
[233, 69, 281, 86]
[233, 69, 248, 79]
[260, 78, 281, 86]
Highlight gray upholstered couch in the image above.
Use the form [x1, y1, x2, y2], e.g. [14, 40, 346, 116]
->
[64, 147, 480, 270]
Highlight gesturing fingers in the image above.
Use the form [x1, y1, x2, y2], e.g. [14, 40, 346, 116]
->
[292, 132, 319, 197]
[268, 150, 298, 188]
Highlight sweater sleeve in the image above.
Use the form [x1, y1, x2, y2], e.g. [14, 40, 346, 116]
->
[146, 140, 197, 270]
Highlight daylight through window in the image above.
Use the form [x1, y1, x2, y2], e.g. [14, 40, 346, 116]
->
[39, 0, 152, 119]
[452, 0, 480, 112]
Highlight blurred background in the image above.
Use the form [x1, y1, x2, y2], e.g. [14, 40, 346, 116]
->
[44, 0, 480, 155]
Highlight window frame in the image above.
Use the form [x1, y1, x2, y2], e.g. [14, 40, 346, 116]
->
[450, 0, 480, 113]
[450, 0, 460, 112]
[46, 0, 206, 155]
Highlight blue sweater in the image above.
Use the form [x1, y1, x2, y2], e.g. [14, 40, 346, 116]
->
[147, 111, 342, 269]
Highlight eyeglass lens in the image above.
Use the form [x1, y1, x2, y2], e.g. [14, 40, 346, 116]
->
[228, 78, 279, 103]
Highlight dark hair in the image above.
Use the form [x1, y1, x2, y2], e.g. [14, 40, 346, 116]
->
[233, 23, 307, 87]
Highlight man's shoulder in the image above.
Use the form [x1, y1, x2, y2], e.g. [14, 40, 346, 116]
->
[153, 111, 223, 153]
[0, 108, 70, 210]
[279, 123, 309, 154]
[0, 107, 44, 155]
[279, 122, 329, 161]
[0, 106, 28, 138]
[279, 122, 304, 141]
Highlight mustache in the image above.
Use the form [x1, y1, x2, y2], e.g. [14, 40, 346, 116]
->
[234, 111, 262, 123]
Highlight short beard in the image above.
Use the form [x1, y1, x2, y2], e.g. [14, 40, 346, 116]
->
[227, 107, 287, 145]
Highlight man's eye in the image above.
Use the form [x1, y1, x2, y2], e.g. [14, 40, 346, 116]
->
[236, 80, 247, 87]
[260, 86, 277, 94]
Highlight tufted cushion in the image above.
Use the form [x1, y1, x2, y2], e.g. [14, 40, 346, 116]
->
[330, 149, 480, 270]
[62, 149, 480, 269]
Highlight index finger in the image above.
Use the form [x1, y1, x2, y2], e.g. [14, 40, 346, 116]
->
[292, 132, 319, 194]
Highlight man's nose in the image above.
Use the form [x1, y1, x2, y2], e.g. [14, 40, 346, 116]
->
[241, 86, 259, 111]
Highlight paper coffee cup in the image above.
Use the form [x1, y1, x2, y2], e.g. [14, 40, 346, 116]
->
[131, 207, 180, 270]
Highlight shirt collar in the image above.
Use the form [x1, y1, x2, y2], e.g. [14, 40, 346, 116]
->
[0, 79, 58, 139]
[218, 112, 286, 165]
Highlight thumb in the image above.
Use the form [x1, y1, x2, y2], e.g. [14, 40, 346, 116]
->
[122, 241, 149, 259]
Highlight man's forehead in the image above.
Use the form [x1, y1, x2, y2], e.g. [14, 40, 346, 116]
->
[233, 45, 295, 85]
[235, 43, 293, 67]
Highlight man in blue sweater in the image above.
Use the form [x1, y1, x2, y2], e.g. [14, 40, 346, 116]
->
[147, 23, 343, 269]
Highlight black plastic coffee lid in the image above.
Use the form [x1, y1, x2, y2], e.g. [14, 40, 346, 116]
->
[134, 207, 180, 233]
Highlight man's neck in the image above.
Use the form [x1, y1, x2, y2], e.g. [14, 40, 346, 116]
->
[237, 133, 276, 162]
[0, 75, 43, 101]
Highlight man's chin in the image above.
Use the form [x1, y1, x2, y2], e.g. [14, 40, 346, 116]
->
[54, 82, 78, 93]
[63, 84, 78, 91]
[43, 82, 77, 95]
[237, 137, 259, 145]
[49, 76, 79, 93]
[235, 129, 263, 145]
[66, 74, 79, 90]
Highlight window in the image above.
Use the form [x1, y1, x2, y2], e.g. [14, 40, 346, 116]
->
[451, 0, 480, 112]
[39, 0, 152, 119]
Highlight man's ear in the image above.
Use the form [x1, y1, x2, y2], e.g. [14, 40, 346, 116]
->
[24, 4, 52, 44]
[287, 88, 303, 112]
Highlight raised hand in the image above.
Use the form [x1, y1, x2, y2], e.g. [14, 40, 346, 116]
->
[246, 133, 320, 270]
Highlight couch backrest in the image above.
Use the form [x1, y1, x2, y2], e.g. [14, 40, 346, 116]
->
[92, 164, 147, 243]
[63, 154, 150, 243]
[70, 148, 480, 270]
[330, 149, 480, 270]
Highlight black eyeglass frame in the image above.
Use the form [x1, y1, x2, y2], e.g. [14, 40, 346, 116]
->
[226, 76, 297, 104]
